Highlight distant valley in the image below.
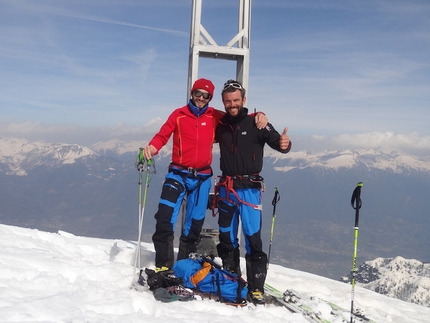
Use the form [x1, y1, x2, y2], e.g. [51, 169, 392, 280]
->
[1, 137, 429, 280]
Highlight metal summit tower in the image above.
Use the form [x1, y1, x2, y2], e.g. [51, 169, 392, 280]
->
[187, 0, 251, 97]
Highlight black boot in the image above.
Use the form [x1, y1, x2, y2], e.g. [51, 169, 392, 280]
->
[177, 236, 198, 261]
[217, 244, 241, 274]
[153, 234, 174, 269]
[245, 253, 268, 304]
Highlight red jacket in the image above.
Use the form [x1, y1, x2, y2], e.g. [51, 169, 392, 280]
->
[149, 105, 224, 170]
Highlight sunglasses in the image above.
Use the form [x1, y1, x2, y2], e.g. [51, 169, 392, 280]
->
[222, 81, 243, 91]
[193, 90, 211, 100]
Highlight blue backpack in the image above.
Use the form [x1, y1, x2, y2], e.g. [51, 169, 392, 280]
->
[173, 257, 248, 303]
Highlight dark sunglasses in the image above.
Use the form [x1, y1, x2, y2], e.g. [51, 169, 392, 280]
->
[222, 81, 243, 91]
[193, 90, 211, 100]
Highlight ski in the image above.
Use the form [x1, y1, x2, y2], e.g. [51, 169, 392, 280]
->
[264, 283, 331, 323]
[309, 294, 377, 323]
[281, 288, 377, 323]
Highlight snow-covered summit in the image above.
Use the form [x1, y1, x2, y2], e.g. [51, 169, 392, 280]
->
[270, 148, 430, 173]
[341, 256, 430, 307]
[3, 137, 430, 176]
[1, 223, 429, 323]
[0, 137, 97, 175]
[91, 139, 143, 156]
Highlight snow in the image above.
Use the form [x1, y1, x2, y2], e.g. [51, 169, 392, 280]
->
[91, 139, 143, 155]
[1, 224, 430, 323]
[0, 137, 96, 175]
[357, 257, 430, 306]
[266, 147, 430, 173]
[3, 137, 430, 176]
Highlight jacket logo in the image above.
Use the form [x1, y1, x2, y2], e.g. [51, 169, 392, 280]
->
[201, 122, 206, 126]
[241, 131, 247, 135]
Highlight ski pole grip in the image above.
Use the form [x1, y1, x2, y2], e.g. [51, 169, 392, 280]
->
[137, 148, 145, 171]
[350, 182, 363, 210]
[272, 187, 280, 206]
[138, 148, 144, 163]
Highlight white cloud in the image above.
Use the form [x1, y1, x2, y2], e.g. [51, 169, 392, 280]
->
[0, 120, 163, 146]
[1, 1, 429, 137]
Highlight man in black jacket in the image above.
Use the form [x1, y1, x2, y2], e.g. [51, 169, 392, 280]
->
[215, 79, 291, 305]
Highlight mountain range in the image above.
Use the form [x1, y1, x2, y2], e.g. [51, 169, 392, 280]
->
[341, 256, 430, 307]
[1, 136, 429, 285]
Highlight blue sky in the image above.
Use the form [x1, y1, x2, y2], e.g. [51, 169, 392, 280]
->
[1, 0, 430, 154]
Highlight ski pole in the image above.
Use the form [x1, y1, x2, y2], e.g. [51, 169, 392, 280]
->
[349, 182, 363, 323]
[133, 148, 155, 275]
[267, 187, 280, 269]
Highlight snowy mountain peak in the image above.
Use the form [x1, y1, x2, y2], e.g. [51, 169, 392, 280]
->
[0, 137, 97, 175]
[91, 139, 144, 156]
[270, 148, 430, 173]
[341, 256, 430, 307]
[2, 137, 430, 176]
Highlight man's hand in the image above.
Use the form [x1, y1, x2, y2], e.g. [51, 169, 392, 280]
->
[255, 112, 268, 130]
[143, 144, 158, 160]
[279, 127, 290, 150]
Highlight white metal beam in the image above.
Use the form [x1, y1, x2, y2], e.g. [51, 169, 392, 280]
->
[187, 0, 251, 102]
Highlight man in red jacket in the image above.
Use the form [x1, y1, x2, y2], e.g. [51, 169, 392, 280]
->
[143, 78, 266, 272]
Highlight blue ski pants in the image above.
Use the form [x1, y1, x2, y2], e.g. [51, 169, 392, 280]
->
[216, 186, 268, 292]
[152, 170, 211, 269]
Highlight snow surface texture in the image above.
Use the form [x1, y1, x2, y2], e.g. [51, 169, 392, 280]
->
[1, 224, 429, 323]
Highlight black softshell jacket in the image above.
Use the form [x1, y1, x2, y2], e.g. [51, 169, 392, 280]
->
[215, 108, 291, 188]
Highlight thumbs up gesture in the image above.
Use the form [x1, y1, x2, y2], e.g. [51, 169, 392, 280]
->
[279, 127, 290, 150]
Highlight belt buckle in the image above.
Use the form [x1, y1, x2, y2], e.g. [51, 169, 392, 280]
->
[188, 167, 197, 177]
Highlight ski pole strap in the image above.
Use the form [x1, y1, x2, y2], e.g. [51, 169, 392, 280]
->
[350, 182, 363, 210]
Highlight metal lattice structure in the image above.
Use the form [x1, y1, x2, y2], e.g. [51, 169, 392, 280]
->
[187, 0, 251, 100]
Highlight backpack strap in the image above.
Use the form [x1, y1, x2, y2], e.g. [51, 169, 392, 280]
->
[215, 272, 223, 302]
[201, 256, 247, 303]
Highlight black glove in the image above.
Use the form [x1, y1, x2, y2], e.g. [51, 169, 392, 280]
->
[145, 268, 183, 291]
